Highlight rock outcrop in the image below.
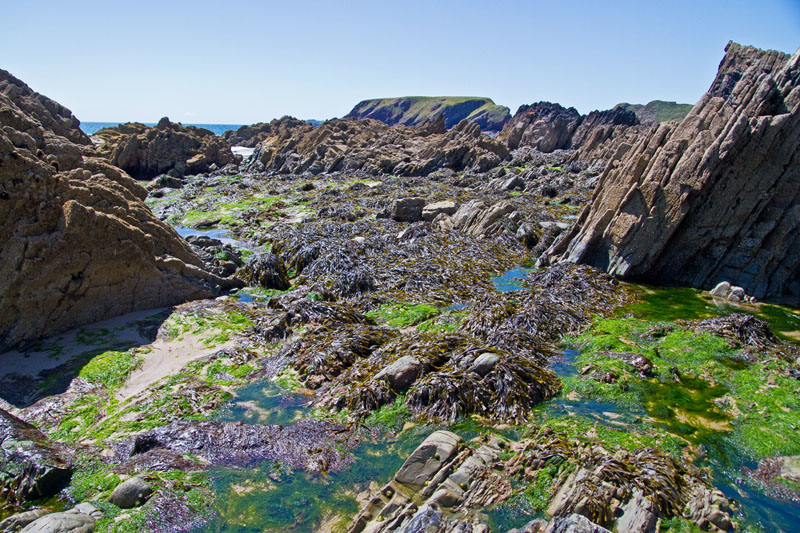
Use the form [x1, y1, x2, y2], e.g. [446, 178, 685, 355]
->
[0, 69, 232, 350]
[93, 117, 236, 178]
[545, 42, 800, 299]
[244, 117, 509, 176]
[221, 116, 310, 147]
[345, 96, 511, 132]
[497, 102, 640, 153]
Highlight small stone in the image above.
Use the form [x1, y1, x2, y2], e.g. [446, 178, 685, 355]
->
[470, 352, 500, 377]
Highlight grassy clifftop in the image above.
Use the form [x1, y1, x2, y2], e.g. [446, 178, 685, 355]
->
[615, 100, 693, 124]
[345, 96, 511, 131]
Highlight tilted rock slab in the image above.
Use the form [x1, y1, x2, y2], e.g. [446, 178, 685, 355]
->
[546, 42, 800, 299]
[0, 69, 232, 350]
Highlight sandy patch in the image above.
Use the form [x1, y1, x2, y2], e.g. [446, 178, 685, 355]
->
[116, 331, 235, 401]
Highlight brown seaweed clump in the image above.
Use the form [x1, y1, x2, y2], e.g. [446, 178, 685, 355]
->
[325, 331, 560, 424]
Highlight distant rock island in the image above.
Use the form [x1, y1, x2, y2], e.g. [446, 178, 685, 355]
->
[345, 96, 512, 132]
[614, 100, 694, 124]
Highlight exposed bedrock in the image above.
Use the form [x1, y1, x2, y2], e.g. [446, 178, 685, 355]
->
[0, 69, 234, 351]
[92, 117, 236, 178]
[545, 42, 800, 299]
[244, 116, 509, 176]
[497, 101, 640, 153]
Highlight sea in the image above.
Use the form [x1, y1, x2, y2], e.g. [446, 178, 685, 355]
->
[80, 122, 243, 136]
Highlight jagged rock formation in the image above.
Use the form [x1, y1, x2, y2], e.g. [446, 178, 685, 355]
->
[497, 102, 640, 152]
[545, 42, 800, 299]
[221, 116, 309, 147]
[244, 116, 509, 176]
[93, 117, 236, 178]
[615, 100, 694, 124]
[0, 69, 233, 351]
[345, 96, 511, 132]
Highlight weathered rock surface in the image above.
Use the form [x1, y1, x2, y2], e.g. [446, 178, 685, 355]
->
[244, 117, 509, 176]
[0, 509, 49, 531]
[109, 476, 153, 508]
[221, 116, 310, 148]
[0, 408, 73, 505]
[19, 511, 94, 533]
[0, 70, 231, 350]
[93, 117, 236, 178]
[546, 42, 800, 299]
[345, 96, 511, 132]
[497, 102, 639, 153]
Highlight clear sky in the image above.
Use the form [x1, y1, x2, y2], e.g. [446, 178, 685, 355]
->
[2, 0, 798, 124]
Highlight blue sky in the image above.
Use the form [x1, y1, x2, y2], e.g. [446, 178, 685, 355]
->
[2, 0, 798, 124]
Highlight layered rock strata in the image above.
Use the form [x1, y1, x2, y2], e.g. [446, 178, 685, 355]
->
[545, 42, 800, 299]
[0, 69, 231, 350]
[497, 102, 640, 154]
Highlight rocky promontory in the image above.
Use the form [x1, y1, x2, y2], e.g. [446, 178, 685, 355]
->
[221, 115, 310, 147]
[345, 96, 511, 132]
[93, 117, 236, 179]
[0, 70, 230, 351]
[546, 42, 800, 299]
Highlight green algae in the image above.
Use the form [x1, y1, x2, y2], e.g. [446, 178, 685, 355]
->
[366, 302, 440, 328]
[78, 349, 142, 390]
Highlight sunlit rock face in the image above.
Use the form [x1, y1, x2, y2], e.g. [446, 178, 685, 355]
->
[0, 69, 227, 351]
[545, 42, 800, 299]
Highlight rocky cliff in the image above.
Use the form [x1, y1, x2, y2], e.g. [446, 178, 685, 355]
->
[93, 118, 236, 179]
[545, 42, 800, 299]
[245, 115, 509, 176]
[497, 101, 640, 153]
[0, 69, 230, 351]
[345, 96, 511, 132]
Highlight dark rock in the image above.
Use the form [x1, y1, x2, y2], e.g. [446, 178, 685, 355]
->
[344, 96, 511, 131]
[109, 476, 152, 508]
[0, 408, 73, 505]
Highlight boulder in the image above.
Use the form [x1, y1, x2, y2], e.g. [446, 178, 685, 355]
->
[374, 356, 420, 391]
[470, 352, 500, 377]
[0, 509, 48, 531]
[546, 42, 800, 299]
[0, 69, 230, 350]
[19, 512, 94, 533]
[395, 430, 462, 486]
[615, 489, 658, 533]
[109, 476, 152, 508]
[0, 408, 73, 505]
[422, 200, 457, 221]
[391, 197, 426, 222]
[547, 514, 611, 533]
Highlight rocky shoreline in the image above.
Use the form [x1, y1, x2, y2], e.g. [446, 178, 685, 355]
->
[1, 41, 800, 533]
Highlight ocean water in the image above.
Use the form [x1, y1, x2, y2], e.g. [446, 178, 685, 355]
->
[80, 121, 243, 136]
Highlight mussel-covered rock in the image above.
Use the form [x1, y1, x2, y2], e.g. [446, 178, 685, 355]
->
[0, 409, 73, 505]
[236, 253, 290, 290]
